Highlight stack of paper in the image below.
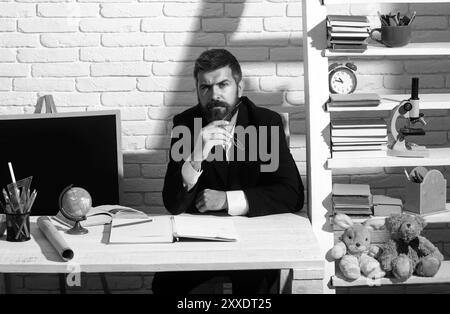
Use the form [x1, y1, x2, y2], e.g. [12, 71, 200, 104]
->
[372, 195, 403, 216]
[327, 15, 370, 52]
[332, 183, 372, 216]
[331, 118, 388, 158]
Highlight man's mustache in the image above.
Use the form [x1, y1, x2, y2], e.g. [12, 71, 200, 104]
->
[207, 100, 228, 109]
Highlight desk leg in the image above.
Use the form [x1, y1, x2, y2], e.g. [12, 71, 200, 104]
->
[59, 274, 66, 294]
[280, 269, 324, 294]
[100, 273, 111, 294]
[279, 269, 292, 294]
[3, 274, 12, 294]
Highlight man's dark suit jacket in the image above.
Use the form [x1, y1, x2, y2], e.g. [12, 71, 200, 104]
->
[162, 96, 304, 217]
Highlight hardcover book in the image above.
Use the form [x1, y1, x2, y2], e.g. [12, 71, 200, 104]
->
[332, 136, 388, 143]
[330, 93, 380, 103]
[53, 205, 148, 228]
[331, 128, 387, 137]
[331, 118, 385, 128]
[327, 15, 370, 27]
[332, 150, 387, 158]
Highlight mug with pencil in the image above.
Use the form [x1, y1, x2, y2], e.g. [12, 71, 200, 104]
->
[370, 11, 417, 47]
[0, 162, 37, 242]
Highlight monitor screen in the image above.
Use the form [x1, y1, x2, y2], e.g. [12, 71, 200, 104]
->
[0, 110, 123, 216]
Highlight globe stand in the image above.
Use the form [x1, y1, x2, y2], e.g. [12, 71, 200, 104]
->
[66, 218, 88, 235]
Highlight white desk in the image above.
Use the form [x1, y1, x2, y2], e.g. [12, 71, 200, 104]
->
[0, 213, 324, 294]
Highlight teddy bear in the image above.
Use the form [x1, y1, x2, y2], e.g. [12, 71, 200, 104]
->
[329, 213, 386, 281]
[378, 213, 444, 281]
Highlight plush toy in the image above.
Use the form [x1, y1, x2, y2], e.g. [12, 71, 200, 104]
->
[330, 213, 386, 281]
[378, 213, 444, 281]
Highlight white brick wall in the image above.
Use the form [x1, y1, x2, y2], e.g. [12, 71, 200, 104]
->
[0, 1, 450, 293]
[1, 0, 449, 217]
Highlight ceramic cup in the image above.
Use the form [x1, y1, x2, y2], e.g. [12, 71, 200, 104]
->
[370, 25, 412, 47]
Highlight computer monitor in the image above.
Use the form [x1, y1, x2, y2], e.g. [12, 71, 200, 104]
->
[0, 110, 123, 216]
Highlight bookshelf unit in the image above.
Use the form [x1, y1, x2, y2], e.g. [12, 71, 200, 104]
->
[302, 0, 450, 293]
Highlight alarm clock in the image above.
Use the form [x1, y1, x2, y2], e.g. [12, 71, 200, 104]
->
[328, 62, 357, 94]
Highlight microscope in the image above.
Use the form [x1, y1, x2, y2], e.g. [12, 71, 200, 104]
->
[388, 77, 428, 158]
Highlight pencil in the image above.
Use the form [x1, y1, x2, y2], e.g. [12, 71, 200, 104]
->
[8, 162, 16, 183]
[403, 168, 411, 181]
[112, 219, 153, 228]
[377, 11, 386, 26]
[7, 162, 21, 213]
[27, 190, 37, 213]
[2, 189, 11, 212]
[409, 11, 417, 25]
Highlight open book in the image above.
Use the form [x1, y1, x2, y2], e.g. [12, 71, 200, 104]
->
[52, 205, 148, 228]
[108, 215, 239, 244]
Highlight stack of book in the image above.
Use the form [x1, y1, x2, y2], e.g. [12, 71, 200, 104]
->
[372, 195, 403, 216]
[332, 183, 372, 216]
[331, 118, 388, 158]
[327, 15, 370, 52]
[328, 93, 380, 109]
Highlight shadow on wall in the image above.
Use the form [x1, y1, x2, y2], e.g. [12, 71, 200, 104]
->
[125, 0, 304, 213]
[157, 0, 304, 143]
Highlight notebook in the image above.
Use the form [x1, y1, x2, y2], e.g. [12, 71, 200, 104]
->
[108, 215, 239, 244]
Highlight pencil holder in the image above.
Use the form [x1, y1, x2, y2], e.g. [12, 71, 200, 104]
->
[6, 211, 30, 242]
[404, 168, 447, 215]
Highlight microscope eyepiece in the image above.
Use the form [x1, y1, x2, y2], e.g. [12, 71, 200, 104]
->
[411, 77, 419, 100]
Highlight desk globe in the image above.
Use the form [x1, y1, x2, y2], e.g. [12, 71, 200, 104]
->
[58, 185, 92, 235]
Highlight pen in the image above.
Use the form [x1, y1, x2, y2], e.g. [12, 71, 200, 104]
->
[221, 100, 245, 151]
[112, 219, 153, 228]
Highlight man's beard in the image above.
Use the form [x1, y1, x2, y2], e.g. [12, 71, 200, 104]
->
[200, 94, 240, 122]
[206, 100, 232, 122]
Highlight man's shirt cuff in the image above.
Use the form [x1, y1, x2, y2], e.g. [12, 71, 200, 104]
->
[226, 190, 249, 216]
[181, 157, 203, 191]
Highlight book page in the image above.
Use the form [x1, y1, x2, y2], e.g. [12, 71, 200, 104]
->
[53, 211, 112, 227]
[173, 216, 239, 241]
[91, 205, 147, 218]
[109, 216, 174, 244]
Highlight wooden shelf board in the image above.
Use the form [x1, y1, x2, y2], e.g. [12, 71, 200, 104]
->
[333, 208, 450, 228]
[324, 0, 450, 5]
[328, 148, 450, 169]
[327, 93, 450, 112]
[324, 42, 450, 57]
[332, 260, 450, 287]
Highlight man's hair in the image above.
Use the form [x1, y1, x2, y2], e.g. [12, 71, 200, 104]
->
[194, 49, 242, 83]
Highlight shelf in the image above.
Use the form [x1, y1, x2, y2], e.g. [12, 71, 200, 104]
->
[327, 148, 450, 169]
[424, 207, 450, 224]
[324, 42, 450, 57]
[327, 93, 450, 112]
[334, 207, 450, 227]
[332, 260, 450, 287]
[324, 0, 450, 4]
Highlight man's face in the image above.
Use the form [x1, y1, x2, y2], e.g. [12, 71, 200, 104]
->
[197, 66, 243, 122]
